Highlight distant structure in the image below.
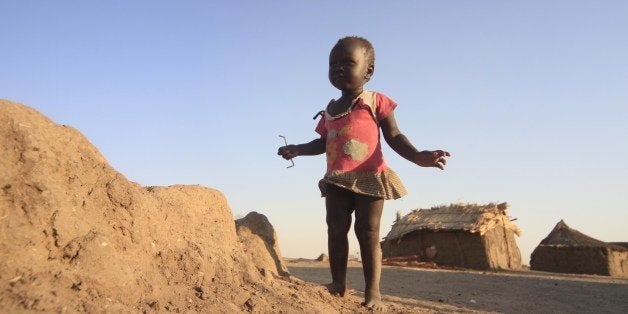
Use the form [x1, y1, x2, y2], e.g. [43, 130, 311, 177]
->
[381, 203, 522, 270]
[316, 253, 329, 262]
[530, 220, 627, 277]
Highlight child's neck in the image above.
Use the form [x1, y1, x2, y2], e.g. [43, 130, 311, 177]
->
[341, 87, 364, 100]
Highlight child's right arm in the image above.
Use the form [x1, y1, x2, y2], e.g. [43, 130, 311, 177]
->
[380, 112, 450, 170]
[277, 137, 326, 160]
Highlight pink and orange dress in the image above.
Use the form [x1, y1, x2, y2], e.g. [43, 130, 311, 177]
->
[315, 90, 407, 200]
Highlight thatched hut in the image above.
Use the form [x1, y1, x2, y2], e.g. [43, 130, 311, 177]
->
[381, 203, 522, 270]
[530, 220, 628, 277]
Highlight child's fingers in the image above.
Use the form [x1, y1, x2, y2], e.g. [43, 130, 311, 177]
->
[438, 156, 447, 165]
[278, 146, 298, 160]
[277, 147, 290, 158]
[433, 156, 447, 170]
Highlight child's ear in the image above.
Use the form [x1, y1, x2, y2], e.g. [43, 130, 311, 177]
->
[365, 64, 375, 81]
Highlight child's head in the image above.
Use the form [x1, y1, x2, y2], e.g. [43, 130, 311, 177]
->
[329, 36, 375, 93]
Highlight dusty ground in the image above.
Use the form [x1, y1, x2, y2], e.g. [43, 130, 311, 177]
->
[288, 259, 628, 313]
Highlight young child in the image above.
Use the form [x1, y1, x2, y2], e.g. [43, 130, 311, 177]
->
[278, 36, 450, 310]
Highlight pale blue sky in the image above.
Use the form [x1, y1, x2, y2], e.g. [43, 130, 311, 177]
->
[2, 1, 627, 263]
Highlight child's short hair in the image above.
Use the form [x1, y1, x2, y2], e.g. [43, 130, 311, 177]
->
[336, 36, 375, 66]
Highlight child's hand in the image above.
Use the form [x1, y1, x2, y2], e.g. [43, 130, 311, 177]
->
[277, 145, 299, 160]
[414, 150, 450, 170]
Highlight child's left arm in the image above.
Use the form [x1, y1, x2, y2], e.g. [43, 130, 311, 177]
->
[380, 112, 450, 170]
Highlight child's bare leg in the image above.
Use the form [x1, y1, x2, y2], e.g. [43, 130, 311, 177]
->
[354, 194, 385, 310]
[325, 184, 354, 296]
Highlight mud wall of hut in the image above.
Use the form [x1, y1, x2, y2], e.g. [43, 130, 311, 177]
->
[381, 230, 491, 270]
[530, 246, 613, 276]
[608, 250, 628, 277]
[482, 226, 522, 270]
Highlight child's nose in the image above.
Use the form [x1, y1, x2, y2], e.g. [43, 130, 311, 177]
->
[333, 65, 344, 73]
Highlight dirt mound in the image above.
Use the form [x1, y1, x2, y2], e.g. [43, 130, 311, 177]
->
[0, 100, 432, 313]
[0, 100, 264, 312]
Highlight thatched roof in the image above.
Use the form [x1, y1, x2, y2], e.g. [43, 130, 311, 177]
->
[539, 220, 626, 250]
[384, 202, 521, 241]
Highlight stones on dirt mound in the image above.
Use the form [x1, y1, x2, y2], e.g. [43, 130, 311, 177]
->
[243, 297, 255, 312]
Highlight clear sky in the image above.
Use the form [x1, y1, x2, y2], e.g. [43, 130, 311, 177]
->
[2, 1, 627, 263]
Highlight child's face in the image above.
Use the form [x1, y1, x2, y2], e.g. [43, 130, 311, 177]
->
[328, 42, 373, 93]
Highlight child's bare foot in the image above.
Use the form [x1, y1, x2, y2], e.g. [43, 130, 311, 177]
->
[362, 290, 386, 312]
[325, 282, 347, 297]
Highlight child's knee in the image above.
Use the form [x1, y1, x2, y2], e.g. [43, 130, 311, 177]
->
[327, 223, 350, 239]
[354, 225, 379, 242]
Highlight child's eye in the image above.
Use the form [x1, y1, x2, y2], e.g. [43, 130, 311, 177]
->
[329, 60, 355, 68]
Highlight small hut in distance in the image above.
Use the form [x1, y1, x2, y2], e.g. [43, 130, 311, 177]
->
[381, 203, 522, 270]
[530, 220, 627, 277]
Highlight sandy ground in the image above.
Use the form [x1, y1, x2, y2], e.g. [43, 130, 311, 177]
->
[287, 259, 628, 313]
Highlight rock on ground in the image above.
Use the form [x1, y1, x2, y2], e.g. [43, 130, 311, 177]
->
[236, 211, 290, 278]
